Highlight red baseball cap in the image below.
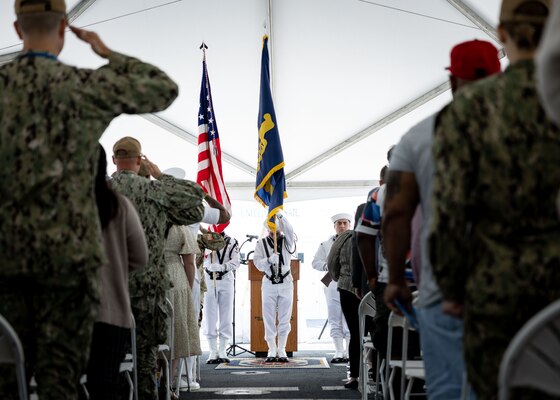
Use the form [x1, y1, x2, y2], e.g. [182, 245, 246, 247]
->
[446, 40, 501, 80]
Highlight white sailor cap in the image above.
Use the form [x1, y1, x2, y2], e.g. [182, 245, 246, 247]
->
[331, 213, 353, 223]
[162, 167, 186, 179]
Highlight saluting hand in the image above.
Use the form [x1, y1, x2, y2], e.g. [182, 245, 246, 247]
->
[70, 26, 112, 58]
[142, 156, 162, 179]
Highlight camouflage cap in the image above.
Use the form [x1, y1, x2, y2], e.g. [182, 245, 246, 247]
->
[500, 0, 550, 23]
[15, 0, 67, 15]
[113, 136, 142, 159]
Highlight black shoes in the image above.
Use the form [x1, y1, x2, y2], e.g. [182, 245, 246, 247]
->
[344, 379, 358, 390]
[331, 357, 348, 364]
[264, 356, 290, 363]
[206, 357, 230, 364]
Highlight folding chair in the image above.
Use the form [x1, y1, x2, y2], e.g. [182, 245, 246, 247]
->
[80, 374, 89, 399]
[403, 294, 425, 400]
[385, 311, 423, 400]
[498, 299, 560, 400]
[460, 371, 472, 400]
[173, 358, 185, 397]
[80, 312, 138, 400]
[119, 312, 138, 400]
[0, 314, 28, 400]
[403, 363, 425, 400]
[358, 291, 380, 399]
[157, 298, 174, 400]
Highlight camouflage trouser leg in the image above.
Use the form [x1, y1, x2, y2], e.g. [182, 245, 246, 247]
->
[464, 312, 560, 400]
[132, 289, 169, 400]
[0, 277, 99, 400]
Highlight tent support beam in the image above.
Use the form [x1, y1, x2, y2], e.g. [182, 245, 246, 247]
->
[286, 81, 450, 181]
[227, 180, 377, 189]
[285, 0, 507, 182]
[141, 114, 257, 177]
[0, 0, 98, 65]
[446, 0, 501, 44]
[446, 0, 506, 58]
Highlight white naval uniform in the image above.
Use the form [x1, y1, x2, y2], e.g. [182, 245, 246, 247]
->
[253, 216, 295, 356]
[202, 235, 240, 342]
[312, 236, 350, 341]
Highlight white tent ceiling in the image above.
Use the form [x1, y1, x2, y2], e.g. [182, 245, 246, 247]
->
[0, 0, 504, 201]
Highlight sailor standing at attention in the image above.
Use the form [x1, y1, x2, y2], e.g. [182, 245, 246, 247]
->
[202, 231, 240, 364]
[253, 210, 296, 362]
[312, 213, 352, 363]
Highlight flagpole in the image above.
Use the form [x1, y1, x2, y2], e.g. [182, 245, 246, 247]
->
[273, 216, 278, 254]
[273, 215, 278, 277]
[266, 0, 274, 98]
[199, 41, 208, 58]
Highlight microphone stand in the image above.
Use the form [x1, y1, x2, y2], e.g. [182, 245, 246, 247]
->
[226, 237, 256, 357]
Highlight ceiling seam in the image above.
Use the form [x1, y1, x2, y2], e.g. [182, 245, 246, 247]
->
[286, 0, 505, 181]
[286, 81, 450, 181]
[141, 114, 257, 177]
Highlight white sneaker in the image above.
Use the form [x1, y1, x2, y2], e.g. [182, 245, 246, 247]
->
[179, 378, 200, 391]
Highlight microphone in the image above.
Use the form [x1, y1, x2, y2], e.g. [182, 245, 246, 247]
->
[246, 234, 259, 241]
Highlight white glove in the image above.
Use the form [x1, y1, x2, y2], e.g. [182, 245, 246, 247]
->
[276, 209, 286, 219]
[268, 254, 279, 265]
[206, 263, 222, 272]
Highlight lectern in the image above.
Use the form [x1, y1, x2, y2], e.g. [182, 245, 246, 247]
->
[248, 259, 300, 357]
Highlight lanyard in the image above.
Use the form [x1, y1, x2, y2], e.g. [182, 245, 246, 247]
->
[18, 51, 58, 61]
[217, 237, 230, 265]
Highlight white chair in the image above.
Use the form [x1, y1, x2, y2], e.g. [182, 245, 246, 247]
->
[498, 299, 560, 400]
[0, 314, 28, 400]
[460, 371, 472, 400]
[403, 363, 425, 400]
[157, 298, 174, 400]
[385, 311, 424, 400]
[81, 312, 138, 400]
[80, 374, 89, 399]
[119, 354, 134, 400]
[358, 291, 380, 399]
[403, 295, 425, 400]
[174, 358, 185, 397]
[120, 312, 138, 400]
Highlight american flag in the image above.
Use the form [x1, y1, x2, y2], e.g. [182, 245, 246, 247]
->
[197, 57, 231, 232]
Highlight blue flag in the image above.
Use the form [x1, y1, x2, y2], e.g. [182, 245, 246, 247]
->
[255, 35, 287, 232]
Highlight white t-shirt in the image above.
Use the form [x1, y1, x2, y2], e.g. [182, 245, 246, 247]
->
[389, 112, 442, 308]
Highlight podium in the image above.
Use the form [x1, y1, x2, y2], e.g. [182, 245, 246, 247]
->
[248, 259, 300, 356]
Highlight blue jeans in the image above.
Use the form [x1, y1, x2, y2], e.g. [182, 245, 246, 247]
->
[416, 301, 476, 400]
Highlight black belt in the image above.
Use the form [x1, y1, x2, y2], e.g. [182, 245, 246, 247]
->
[205, 269, 229, 280]
[264, 269, 291, 285]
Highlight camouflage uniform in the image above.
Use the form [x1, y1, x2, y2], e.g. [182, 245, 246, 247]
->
[110, 171, 204, 400]
[430, 60, 560, 400]
[0, 52, 178, 400]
